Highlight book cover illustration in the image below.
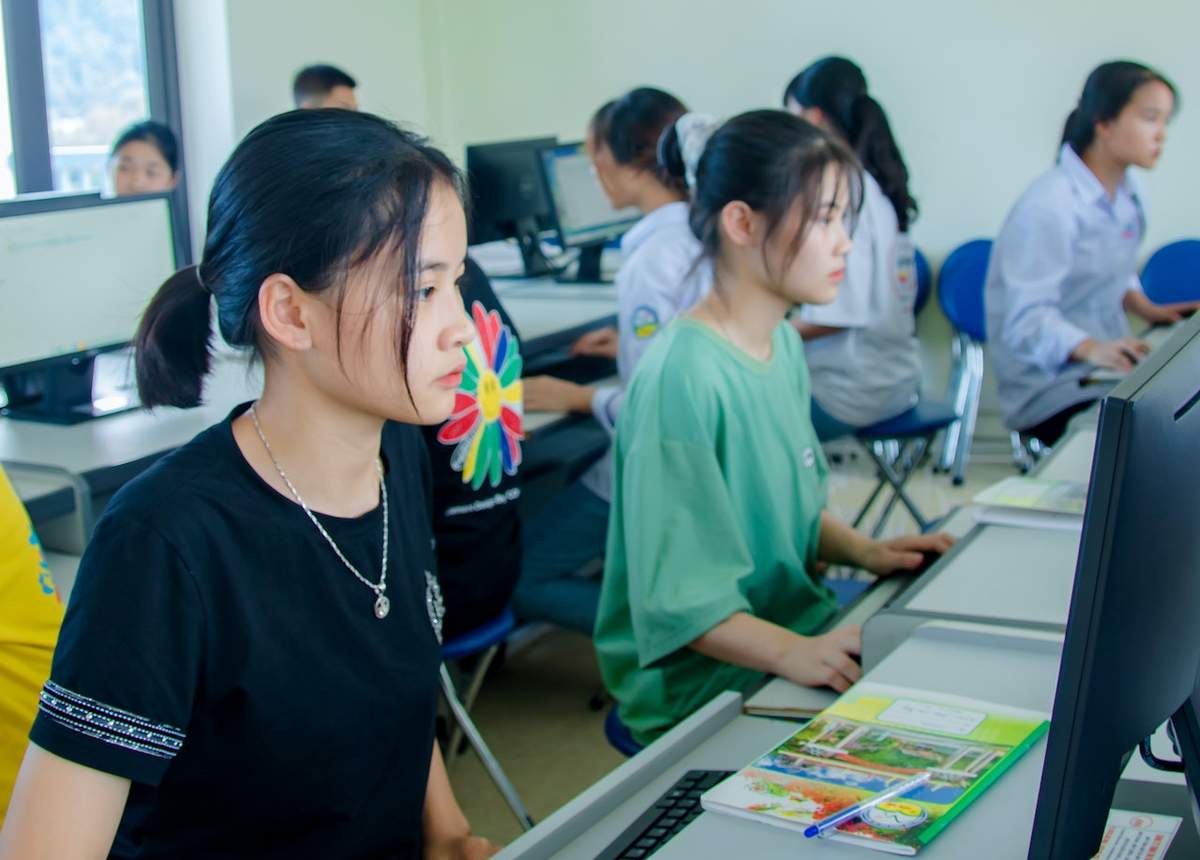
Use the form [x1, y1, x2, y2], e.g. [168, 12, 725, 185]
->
[702, 683, 1049, 854]
[973, 477, 1087, 515]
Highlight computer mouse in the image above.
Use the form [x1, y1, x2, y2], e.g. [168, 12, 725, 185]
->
[912, 549, 942, 575]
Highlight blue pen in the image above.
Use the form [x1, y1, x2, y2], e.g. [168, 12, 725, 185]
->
[803, 771, 932, 839]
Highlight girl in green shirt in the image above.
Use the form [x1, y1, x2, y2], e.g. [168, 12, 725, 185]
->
[595, 110, 954, 745]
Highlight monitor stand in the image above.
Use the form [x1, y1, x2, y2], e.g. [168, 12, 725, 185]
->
[556, 242, 610, 284]
[1, 356, 139, 425]
[513, 217, 561, 278]
[1140, 698, 1200, 842]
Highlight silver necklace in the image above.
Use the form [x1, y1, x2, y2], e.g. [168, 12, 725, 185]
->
[248, 404, 391, 620]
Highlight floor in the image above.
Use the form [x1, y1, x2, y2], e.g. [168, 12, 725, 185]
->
[445, 435, 1021, 846]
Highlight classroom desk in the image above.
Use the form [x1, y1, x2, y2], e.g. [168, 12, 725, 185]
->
[857, 426, 1096, 664]
[499, 622, 1197, 859]
[6, 463, 77, 524]
[0, 281, 619, 538]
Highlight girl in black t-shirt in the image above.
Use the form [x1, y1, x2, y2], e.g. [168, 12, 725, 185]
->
[0, 111, 497, 859]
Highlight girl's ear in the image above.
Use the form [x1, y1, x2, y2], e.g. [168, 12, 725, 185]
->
[718, 200, 758, 248]
[257, 274, 315, 352]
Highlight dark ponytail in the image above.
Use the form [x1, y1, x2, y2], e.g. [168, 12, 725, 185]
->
[602, 87, 689, 195]
[690, 110, 862, 277]
[1061, 60, 1178, 155]
[134, 108, 461, 409]
[134, 266, 211, 407]
[656, 122, 687, 184]
[784, 56, 917, 232]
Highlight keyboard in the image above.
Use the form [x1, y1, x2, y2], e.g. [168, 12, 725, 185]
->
[594, 769, 734, 860]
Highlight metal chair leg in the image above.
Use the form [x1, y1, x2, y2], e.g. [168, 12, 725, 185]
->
[445, 644, 500, 768]
[862, 437, 933, 537]
[938, 336, 970, 473]
[951, 343, 984, 485]
[440, 664, 535, 831]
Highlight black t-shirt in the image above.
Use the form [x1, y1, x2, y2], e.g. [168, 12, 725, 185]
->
[422, 258, 523, 639]
[30, 405, 442, 859]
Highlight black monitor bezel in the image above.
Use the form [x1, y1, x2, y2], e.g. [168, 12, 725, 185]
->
[464, 136, 558, 247]
[1028, 314, 1200, 857]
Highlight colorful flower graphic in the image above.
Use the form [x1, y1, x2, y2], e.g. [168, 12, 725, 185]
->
[437, 301, 524, 489]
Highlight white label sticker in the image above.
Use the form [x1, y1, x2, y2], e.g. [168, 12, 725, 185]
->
[1096, 809, 1181, 859]
[877, 698, 986, 736]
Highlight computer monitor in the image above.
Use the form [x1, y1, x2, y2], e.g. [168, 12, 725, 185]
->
[0, 193, 179, 423]
[465, 136, 558, 278]
[538, 141, 641, 283]
[1028, 313, 1200, 858]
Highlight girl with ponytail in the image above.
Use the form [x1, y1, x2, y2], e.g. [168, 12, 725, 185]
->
[0, 109, 498, 859]
[594, 110, 952, 745]
[515, 88, 713, 636]
[985, 60, 1195, 446]
[782, 56, 923, 439]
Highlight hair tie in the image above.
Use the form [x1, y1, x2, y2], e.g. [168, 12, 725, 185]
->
[675, 113, 719, 191]
[193, 264, 210, 294]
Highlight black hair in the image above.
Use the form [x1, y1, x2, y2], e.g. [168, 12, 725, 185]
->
[587, 99, 616, 149]
[783, 57, 917, 232]
[601, 87, 688, 195]
[134, 109, 461, 409]
[1061, 60, 1178, 155]
[110, 120, 179, 172]
[292, 64, 358, 107]
[679, 109, 862, 279]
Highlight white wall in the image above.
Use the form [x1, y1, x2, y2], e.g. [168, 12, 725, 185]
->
[223, 0, 429, 138]
[174, 0, 236, 257]
[420, 0, 1200, 264]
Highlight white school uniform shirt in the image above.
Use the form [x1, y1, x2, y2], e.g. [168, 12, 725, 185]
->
[797, 171, 922, 426]
[984, 144, 1146, 431]
[580, 201, 712, 502]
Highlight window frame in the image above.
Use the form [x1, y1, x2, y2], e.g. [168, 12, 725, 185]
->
[0, 0, 192, 265]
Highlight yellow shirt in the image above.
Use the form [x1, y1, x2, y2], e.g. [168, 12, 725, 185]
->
[0, 466, 64, 822]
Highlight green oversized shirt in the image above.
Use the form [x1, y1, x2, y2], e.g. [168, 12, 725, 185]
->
[595, 317, 838, 745]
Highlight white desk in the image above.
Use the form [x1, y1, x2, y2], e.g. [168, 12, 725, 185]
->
[501, 623, 1197, 859]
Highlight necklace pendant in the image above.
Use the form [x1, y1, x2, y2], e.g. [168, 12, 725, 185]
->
[374, 594, 390, 619]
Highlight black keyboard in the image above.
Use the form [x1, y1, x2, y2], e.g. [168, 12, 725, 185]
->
[594, 769, 734, 860]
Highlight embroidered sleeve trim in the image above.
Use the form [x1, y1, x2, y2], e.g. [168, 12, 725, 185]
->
[38, 680, 185, 760]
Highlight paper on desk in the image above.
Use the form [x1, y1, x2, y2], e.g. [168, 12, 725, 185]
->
[1095, 809, 1181, 859]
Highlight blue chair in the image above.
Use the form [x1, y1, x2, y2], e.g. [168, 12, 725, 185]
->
[853, 400, 959, 536]
[1141, 240, 1200, 305]
[935, 239, 992, 485]
[605, 704, 644, 758]
[439, 609, 535, 829]
[914, 247, 933, 316]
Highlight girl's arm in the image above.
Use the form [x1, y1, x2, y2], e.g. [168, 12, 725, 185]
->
[0, 743, 130, 860]
[422, 743, 498, 860]
[521, 376, 595, 414]
[691, 612, 862, 692]
[817, 512, 954, 574]
[1123, 289, 1200, 326]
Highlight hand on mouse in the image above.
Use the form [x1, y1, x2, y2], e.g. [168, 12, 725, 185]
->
[858, 532, 955, 577]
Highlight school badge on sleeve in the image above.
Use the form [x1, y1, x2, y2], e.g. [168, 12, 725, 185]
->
[632, 305, 660, 339]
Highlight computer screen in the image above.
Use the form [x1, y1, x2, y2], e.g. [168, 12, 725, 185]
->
[1028, 313, 1200, 857]
[539, 142, 641, 248]
[466, 137, 556, 244]
[0, 195, 177, 372]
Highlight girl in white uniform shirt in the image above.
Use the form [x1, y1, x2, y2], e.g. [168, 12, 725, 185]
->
[783, 57, 922, 440]
[986, 61, 1197, 446]
[518, 88, 713, 634]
